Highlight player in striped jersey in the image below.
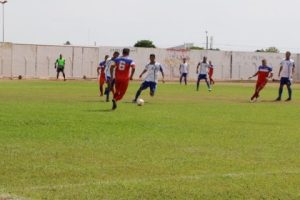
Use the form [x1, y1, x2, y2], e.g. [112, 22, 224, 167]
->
[249, 59, 273, 102]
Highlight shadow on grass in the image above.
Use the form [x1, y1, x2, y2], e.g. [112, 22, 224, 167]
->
[86, 109, 113, 113]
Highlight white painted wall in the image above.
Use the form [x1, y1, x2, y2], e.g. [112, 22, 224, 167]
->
[0, 43, 298, 81]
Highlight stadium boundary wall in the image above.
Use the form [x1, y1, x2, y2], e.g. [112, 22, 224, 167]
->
[0, 43, 299, 81]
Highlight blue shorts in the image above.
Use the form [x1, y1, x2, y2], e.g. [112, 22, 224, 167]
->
[198, 74, 207, 80]
[140, 81, 157, 93]
[280, 77, 291, 86]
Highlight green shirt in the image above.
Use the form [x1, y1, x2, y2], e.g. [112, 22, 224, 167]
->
[56, 58, 65, 69]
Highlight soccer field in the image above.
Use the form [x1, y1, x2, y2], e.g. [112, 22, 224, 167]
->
[0, 80, 300, 200]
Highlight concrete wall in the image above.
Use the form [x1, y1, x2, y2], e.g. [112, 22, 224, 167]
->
[0, 43, 299, 81]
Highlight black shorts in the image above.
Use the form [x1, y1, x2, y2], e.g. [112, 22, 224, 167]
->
[198, 74, 207, 80]
[57, 68, 64, 73]
[280, 77, 291, 86]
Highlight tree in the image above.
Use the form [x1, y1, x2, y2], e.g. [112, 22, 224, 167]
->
[134, 40, 156, 48]
[64, 41, 71, 45]
[255, 47, 279, 53]
[189, 46, 204, 50]
[265, 47, 279, 53]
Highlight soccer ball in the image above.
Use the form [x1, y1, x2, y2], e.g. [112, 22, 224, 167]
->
[137, 99, 145, 106]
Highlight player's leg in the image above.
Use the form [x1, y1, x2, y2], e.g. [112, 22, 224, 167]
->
[62, 69, 66, 81]
[276, 78, 285, 101]
[184, 73, 187, 85]
[251, 82, 260, 101]
[56, 69, 60, 79]
[105, 78, 111, 101]
[149, 82, 157, 97]
[180, 74, 183, 84]
[100, 78, 105, 96]
[134, 82, 148, 102]
[196, 75, 201, 91]
[205, 76, 212, 91]
[286, 80, 292, 101]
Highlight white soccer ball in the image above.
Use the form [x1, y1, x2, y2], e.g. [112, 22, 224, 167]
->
[137, 98, 145, 106]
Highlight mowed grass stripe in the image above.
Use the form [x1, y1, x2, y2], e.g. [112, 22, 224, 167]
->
[0, 80, 300, 199]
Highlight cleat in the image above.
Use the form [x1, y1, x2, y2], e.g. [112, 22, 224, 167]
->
[132, 99, 137, 103]
[208, 88, 212, 92]
[285, 98, 292, 102]
[112, 99, 117, 110]
[275, 97, 281, 101]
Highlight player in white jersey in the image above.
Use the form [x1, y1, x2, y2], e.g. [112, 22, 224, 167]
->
[179, 58, 189, 85]
[275, 51, 295, 101]
[104, 51, 119, 102]
[196, 56, 212, 91]
[133, 54, 165, 102]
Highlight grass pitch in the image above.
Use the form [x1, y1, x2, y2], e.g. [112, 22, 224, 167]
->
[0, 80, 300, 199]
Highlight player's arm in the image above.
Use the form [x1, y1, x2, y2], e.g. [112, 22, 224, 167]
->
[160, 67, 165, 83]
[97, 66, 101, 76]
[268, 72, 274, 79]
[130, 64, 135, 81]
[249, 71, 258, 79]
[196, 63, 200, 74]
[110, 62, 116, 81]
[278, 65, 283, 77]
[292, 63, 296, 75]
[54, 59, 58, 68]
[139, 69, 147, 78]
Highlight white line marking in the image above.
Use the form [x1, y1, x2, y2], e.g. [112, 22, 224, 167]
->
[0, 193, 28, 200]
[6, 170, 300, 192]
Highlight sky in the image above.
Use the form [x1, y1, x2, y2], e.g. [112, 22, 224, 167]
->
[4, 0, 300, 52]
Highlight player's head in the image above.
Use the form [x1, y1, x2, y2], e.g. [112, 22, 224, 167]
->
[183, 58, 187, 63]
[203, 56, 207, 63]
[104, 55, 109, 60]
[286, 51, 291, 60]
[112, 51, 120, 59]
[150, 54, 156, 63]
[262, 59, 267, 66]
[209, 61, 212, 65]
[122, 48, 130, 56]
[60, 54, 63, 59]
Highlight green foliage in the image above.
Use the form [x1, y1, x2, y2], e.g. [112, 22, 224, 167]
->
[0, 81, 300, 199]
[189, 46, 205, 50]
[256, 47, 280, 53]
[134, 40, 156, 48]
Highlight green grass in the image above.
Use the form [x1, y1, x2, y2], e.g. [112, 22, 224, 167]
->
[0, 80, 300, 199]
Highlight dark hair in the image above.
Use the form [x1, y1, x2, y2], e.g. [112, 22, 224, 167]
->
[150, 54, 155, 57]
[123, 48, 130, 55]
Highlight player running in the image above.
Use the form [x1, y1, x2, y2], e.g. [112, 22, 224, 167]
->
[179, 58, 189, 85]
[248, 59, 273, 102]
[133, 54, 165, 103]
[55, 54, 66, 81]
[104, 51, 120, 102]
[196, 56, 211, 91]
[110, 48, 135, 110]
[275, 51, 295, 101]
[208, 61, 215, 85]
[97, 55, 109, 96]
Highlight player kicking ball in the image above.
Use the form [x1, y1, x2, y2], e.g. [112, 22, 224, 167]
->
[133, 54, 165, 103]
[109, 48, 135, 110]
[248, 59, 273, 102]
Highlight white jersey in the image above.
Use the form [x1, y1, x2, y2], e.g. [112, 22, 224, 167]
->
[180, 63, 189, 74]
[105, 58, 115, 78]
[144, 62, 163, 83]
[198, 62, 210, 75]
[280, 59, 295, 78]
